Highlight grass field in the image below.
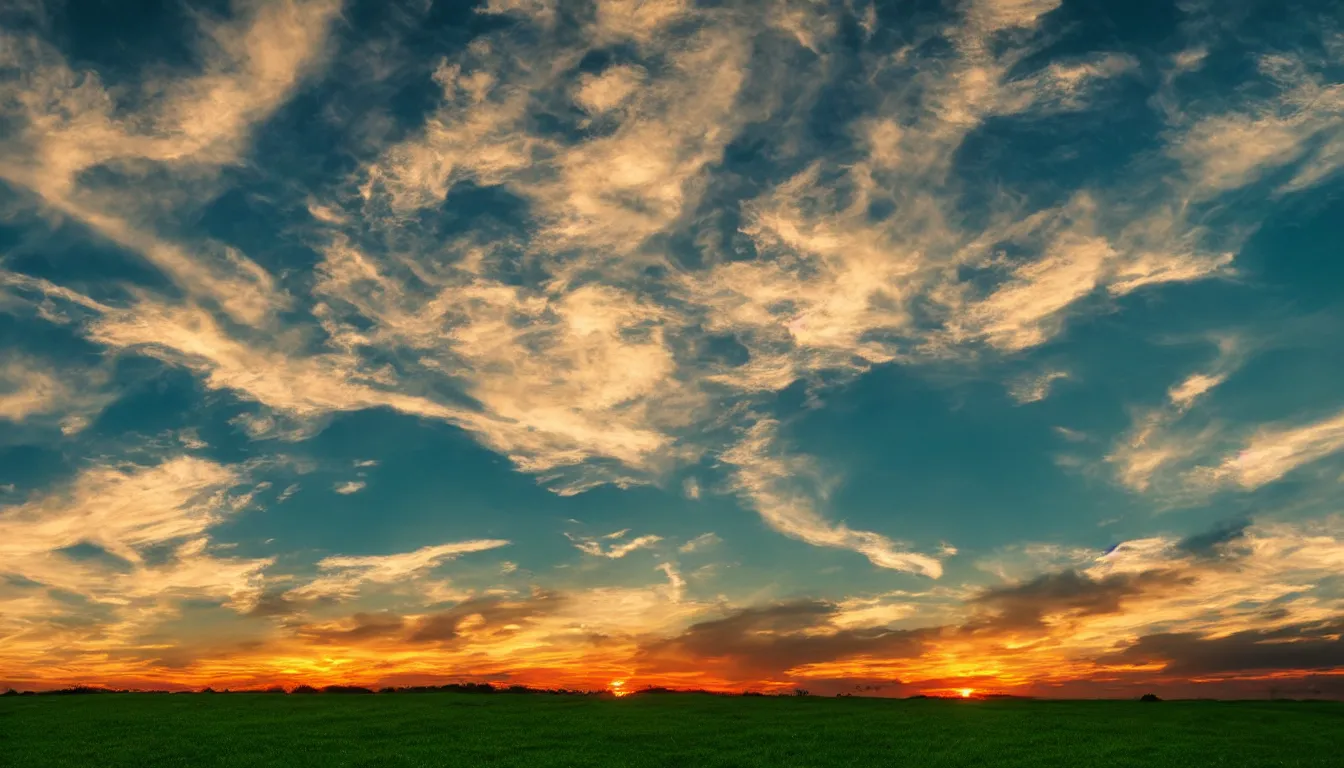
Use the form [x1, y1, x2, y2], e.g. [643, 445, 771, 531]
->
[3, 692, 1341, 767]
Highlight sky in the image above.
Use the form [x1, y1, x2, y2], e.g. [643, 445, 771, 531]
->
[1, 0, 1343, 699]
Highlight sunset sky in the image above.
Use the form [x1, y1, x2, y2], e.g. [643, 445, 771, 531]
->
[2, 0, 1343, 698]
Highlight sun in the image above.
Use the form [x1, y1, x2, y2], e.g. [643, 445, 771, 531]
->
[959, 688, 974, 698]
[610, 680, 630, 697]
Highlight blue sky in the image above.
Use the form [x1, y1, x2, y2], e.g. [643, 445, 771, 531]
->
[2, 0, 1343, 697]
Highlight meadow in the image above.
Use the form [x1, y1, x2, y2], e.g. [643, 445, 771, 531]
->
[2, 692, 1340, 767]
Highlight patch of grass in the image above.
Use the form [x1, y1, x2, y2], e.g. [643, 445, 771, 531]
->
[2, 693, 1341, 767]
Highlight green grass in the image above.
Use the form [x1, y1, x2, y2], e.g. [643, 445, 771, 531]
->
[2, 693, 1341, 767]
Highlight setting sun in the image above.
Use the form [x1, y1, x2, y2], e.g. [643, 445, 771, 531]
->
[610, 680, 629, 697]
[960, 688, 974, 699]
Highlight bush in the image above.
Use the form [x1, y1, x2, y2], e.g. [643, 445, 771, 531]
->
[290, 685, 320, 694]
[1140, 693, 1162, 702]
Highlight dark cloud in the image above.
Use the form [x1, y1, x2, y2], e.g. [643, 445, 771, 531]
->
[1175, 518, 1253, 559]
[246, 590, 313, 618]
[300, 612, 406, 645]
[407, 591, 565, 644]
[1102, 620, 1344, 676]
[967, 569, 1195, 631]
[638, 601, 929, 677]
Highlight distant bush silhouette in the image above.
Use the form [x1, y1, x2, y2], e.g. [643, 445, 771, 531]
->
[261, 686, 287, 694]
[290, 685, 320, 694]
[1140, 693, 1162, 702]
[793, 689, 810, 697]
[201, 687, 216, 694]
[2, 688, 18, 697]
[42, 686, 117, 695]
[742, 691, 764, 696]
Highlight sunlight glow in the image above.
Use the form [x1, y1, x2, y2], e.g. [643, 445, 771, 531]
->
[611, 680, 630, 697]
[960, 688, 974, 698]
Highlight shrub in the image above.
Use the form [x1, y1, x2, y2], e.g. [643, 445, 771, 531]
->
[290, 685, 320, 695]
[1140, 693, 1162, 702]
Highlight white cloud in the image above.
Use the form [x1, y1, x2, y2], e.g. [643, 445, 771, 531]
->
[682, 477, 701, 500]
[722, 420, 945, 577]
[1170, 53, 1344, 197]
[1009, 369, 1069, 404]
[0, 456, 272, 643]
[292, 539, 511, 600]
[1168, 372, 1228, 409]
[1190, 408, 1344, 491]
[0, 457, 246, 564]
[333, 481, 366, 495]
[679, 532, 721, 553]
[567, 531, 663, 559]
[656, 561, 686, 602]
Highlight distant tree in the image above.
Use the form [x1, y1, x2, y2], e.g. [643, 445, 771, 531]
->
[1140, 693, 1162, 702]
[261, 686, 287, 694]
[321, 685, 374, 694]
[290, 685, 320, 694]
[793, 689, 810, 697]
[201, 687, 216, 694]
[2, 688, 18, 697]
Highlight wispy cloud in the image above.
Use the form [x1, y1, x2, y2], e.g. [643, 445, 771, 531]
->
[679, 533, 721, 554]
[333, 481, 366, 495]
[1009, 369, 1070, 404]
[291, 539, 511, 600]
[567, 531, 663, 559]
[722, 420, 945, 577]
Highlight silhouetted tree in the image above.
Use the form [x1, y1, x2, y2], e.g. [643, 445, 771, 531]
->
[322, 685, 374, 694]
[1, 688, 18, 697]
[290, 685, 320, 694]
[1140, 693, 1162, 702]
[793, 689, 810, 697]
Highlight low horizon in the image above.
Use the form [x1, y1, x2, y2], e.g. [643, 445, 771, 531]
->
[3, 0, 1344, 702]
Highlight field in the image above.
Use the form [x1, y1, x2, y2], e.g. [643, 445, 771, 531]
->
[3, 692, 1341, 767]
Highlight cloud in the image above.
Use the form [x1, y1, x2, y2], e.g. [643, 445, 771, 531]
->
[1190, 408, 1344, 490]
[1009, 369, 1069, 404]
[1101, 620, 1344, 676]
[0, 357, 114, 435]
[406, 591, 566, 644]
[1174, 518, 1253, 559]
[0, 457, 246, 564]
[0, 456, 273, 675]
[682, 477, 701, 500]
[1170, 53, 1344, 197]
[679, 533, 721, 554]
[333, 481, 366, 495]
[0, 0, 343, 326]
[722, 420, 946, 577]
[290, 539, 511, 600]
[2, 0, 1336, 614]
[1106, 336, 1243, 495]
[1167, 372, 1228, 409]
[967, 569, 1195, 631]
[567, 531, 662, 559]
[656, 562, 686, 603]
[639, 601, 929, 679]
